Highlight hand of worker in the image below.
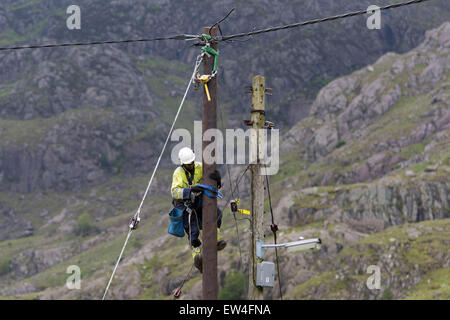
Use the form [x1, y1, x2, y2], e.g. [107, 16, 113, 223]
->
[190, 185, 203, 193]
[209, 170, 222, 189]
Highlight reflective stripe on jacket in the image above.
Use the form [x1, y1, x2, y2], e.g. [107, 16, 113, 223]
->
[171, 162, 203, 200]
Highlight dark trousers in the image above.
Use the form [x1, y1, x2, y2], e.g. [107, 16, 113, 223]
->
[174, 197, 222, 247]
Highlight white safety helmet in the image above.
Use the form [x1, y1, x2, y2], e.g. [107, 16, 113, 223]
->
[178, 147, 196, 165]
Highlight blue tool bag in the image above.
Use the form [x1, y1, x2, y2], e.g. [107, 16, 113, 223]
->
[168, 207, 185, 237]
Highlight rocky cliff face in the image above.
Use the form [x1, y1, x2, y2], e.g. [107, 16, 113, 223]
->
[288, 177, 449, 230]
[0, 47, 187, 193]
[281, 22, 450, 186]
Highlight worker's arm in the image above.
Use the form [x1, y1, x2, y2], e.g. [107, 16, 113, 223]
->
[171, 168, 191, 200]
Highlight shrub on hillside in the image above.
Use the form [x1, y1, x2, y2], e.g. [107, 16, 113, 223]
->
[74, 213, 98, 237]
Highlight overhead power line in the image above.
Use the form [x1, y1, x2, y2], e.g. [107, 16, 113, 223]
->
[0, 34, 199, 52]
[0, 0, 432, 52]
[218, 0, 431, 42]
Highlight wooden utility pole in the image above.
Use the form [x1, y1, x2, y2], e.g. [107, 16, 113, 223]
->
[202, 26, 218, 300]
[248, 75, 265, 300]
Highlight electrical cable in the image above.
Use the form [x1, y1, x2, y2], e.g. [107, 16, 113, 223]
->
[0, 0, 430, 52]
[265, 171, 283, 300]
[218, 0, 431, 42]
[209, 8, 236, 37]
[0, 34, 200, 52]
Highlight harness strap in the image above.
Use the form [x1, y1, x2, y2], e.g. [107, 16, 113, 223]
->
[182, 167, 194, 186]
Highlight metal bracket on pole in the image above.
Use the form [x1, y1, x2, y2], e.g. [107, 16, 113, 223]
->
[256, 237, 322, 260]
[256, 239, 265, 260]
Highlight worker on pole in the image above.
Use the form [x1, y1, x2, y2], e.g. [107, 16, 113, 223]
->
[170, 147, 227, 273]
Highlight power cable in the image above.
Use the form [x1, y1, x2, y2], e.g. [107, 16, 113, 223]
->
[0, 34, 200, 52]
[209, 8, 236, 38]
[0, 0, 431, 52]
[218, 0, 431, 42]
[264, 171, 283, 300]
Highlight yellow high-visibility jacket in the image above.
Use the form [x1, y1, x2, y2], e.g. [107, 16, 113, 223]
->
[171, 162, 203, 200]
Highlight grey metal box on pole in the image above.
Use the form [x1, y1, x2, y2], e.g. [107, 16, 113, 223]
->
[256, 261, 275, 287]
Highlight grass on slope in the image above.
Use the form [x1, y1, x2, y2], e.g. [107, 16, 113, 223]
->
[405, 268, 450, 300]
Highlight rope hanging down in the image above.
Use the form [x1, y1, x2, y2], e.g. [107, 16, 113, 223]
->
[101, 52, 204, 300]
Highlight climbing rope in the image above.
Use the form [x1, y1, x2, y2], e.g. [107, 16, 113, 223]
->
[101, 52, 205, 300]
[173, 262, 195, 299]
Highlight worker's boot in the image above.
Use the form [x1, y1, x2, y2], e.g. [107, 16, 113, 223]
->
[217, 228, 227, 251]
[217, 240, 227, 251]
[192, 246, 202, 273]
[191, 238, 201, 248]
[193, 252, 202, 274]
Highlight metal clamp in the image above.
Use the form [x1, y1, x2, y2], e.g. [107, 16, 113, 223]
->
[230, 199, 250, 215]
[129, 216, 141, 230]
[264, 121, 275, 129]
